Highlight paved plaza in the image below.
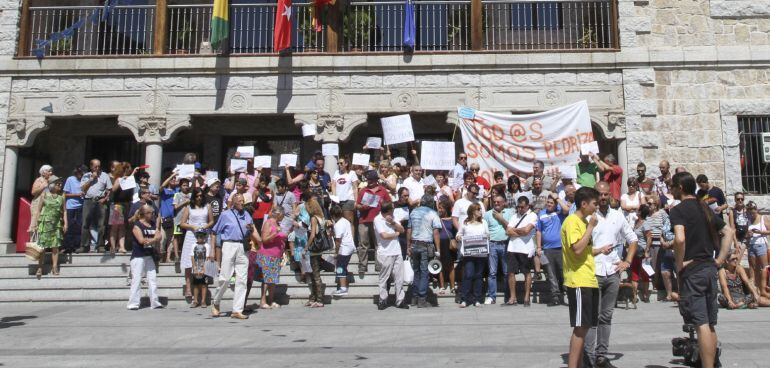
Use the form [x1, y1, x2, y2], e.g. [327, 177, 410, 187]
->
[0, 301, 767, 367]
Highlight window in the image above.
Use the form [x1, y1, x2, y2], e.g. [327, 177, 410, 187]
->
[738, 116, 770, 194]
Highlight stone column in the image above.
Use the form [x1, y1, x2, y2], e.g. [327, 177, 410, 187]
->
[295, 113, 368, 178]
[145, 143, 163, 187]
[618, 139, 628, 193]
[324, 143, 338, 177]
[0, 146, 19, 250]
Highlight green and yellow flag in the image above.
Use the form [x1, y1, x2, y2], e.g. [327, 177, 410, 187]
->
[211, 0, 229, 51]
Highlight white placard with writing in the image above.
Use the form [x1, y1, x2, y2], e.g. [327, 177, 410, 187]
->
[236, 146, 254, 158]
[423, 174, 438, 188]
[176, 164, 195, 179]
[381, 114, 415, 145]
[420, 141, 455, 170]
[394, 207, 409, 222]
[322, 143, 339, 157]
[119, 176, 137, 191]
[253, 155, 272, 169]
[557, 165, 577, 180]
[360, 192, 380, 208]
[461, 234, 490, 257]
[205, 171, 219, 181]
[352, 153, 370, 167]
[642, 263, 655, 277]
[230, 159, 247, 173]
[365, 137, 382, 149]
[279, 154, 297, 168]
[580, 141, 600, 156]
[301, 124, 317, 137]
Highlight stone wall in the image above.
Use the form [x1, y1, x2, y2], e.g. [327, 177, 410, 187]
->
[618, 0, 770, 48]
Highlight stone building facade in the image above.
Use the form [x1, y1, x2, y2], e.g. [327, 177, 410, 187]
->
[0, 0, 769, 252]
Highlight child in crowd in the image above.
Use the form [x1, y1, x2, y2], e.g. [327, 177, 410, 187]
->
[331, 205, 356, 297]
[190, 230, 211, 308]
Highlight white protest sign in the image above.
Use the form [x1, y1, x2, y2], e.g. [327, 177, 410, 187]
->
[230, 159, 247, 173]
[301, 124, 317, 137]
[580, 141, 600, 156]
[119, 176, 136, 191]
[253, 155, 272, 169]
[365, 137, 382, 149]
[381, 114, 414, 145]
[352, 153, 370, 167]
[205, 171, 219, 181]
[279, 154, 297, 168]
[176, 164, 195, 179]
[329, 194, 340, 204]
[457, 100, 594, 183]
[642, 263, 655, 277]
[420, 141, 455, 171]
[236, 146, 254, 158]
[322, 143, 339, 157]
[360, 192, 380, 208]
[423, 175, 438, 188]
[557, 165, 577, 180]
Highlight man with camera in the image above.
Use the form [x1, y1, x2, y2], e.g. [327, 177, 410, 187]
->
[670, 172, 733, 368]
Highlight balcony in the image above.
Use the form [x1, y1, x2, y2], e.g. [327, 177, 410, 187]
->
[17, 0, 619, 57]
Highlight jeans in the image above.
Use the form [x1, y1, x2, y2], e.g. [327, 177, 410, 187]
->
[487, 241, 509, 301]
[462, 257, 486, 304]
[410, 243, 431, 299]
[544, 248, 565, 302]
[584, 272, 621, 365]
[63, 207, 83, 252]
[80, 199, 106, 250]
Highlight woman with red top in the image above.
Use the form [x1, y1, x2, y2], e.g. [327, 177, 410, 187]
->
[252, 175, 273, 231]
[256, 206, 287, 309]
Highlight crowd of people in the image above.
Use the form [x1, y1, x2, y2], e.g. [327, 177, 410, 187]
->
[26, 145, 770, 367]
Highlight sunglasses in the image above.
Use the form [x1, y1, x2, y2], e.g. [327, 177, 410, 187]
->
[459, 157, 467, 160]
[736, 198, 745, 201]
[471, 169, 479, 172]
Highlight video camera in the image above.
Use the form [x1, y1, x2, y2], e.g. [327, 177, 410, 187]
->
[671, 324, 721, 367]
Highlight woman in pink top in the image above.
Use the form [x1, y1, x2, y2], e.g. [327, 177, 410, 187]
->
[256, 207, 288, 309]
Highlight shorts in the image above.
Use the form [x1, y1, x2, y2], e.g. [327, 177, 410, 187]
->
[506, 252, 533, 275]
[630, 257, 650, 282]
[567, 286, 599, 328]
[336, 254, 352, 279]
[192, 275, 212, 285]
[340, 200, 356, 212]
[748, 240, 768, 258]
[678, 263, 719, 327]
[660, 250, 675, 273]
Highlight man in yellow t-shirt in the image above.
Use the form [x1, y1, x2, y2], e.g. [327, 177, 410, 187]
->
[560, 186, 613, 368]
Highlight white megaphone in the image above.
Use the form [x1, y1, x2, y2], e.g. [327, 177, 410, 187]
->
[428, 259, 442, 275]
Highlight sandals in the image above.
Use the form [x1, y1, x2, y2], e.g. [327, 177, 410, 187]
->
[310, 302, 324, 308]
[270, 302, 280, 309]
[304, 301, 313, 307]
[52, 267, 59, 276]
[438, 288, 447, 295]
[35, 268, 42, 280]
[501, 300, 518, 306]
[260, 304, 272, 310]
[190, 302, 200, 308]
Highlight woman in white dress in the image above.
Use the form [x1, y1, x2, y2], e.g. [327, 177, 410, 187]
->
[620, 177, 643, 224]
[179, 189, 214, 299]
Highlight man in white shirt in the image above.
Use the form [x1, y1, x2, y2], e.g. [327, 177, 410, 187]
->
[585, 182, 638, 368]
[452, 183, 486, 231]
[450, 153, 468, 186]
[504, 196, 538, 306]
[374, 202, 409, 310]
[401, 165, 426, 207]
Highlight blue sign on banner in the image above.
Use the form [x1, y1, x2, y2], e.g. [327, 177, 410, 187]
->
[31, 0, 118, 59]
[458, 106, 476, 119]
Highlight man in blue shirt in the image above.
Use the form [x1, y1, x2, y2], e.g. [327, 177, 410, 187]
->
[536, 194, 570, 306]
[483, 195, 513, 304]
[406, 195, 442, 308]
[63, 165, 86, 253]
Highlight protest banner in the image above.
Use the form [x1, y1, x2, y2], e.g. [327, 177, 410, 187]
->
[420, 141, 455, 170]
[322, 143, 339, 157]
[352, 153, 370, 167]
[457, 100, 593, 184]
[279, 154, 297, 167]
[381, 114, 414, 145]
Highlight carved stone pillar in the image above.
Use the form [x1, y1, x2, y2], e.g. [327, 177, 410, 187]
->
[295, 113, 368, 176]
[118, 115, 192, 186]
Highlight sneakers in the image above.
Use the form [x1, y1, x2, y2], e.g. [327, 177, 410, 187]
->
[459, 302, 468, 308]
[484, 297, 494, 305]
[396, 301, 410, 309]
[474, 302, 482, 307]
[595, 356, 617, 368]
[377, 301, 388, 310]
[417, 298, 429, 308]
[332, 289, 348, 297]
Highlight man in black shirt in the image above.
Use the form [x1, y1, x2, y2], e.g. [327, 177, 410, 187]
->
[670, 172, 733, 368]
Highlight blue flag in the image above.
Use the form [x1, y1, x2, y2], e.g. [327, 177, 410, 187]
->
[403, 0, 415, 49]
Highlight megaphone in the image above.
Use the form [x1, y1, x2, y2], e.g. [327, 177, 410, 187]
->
[428, 259, 442, 275]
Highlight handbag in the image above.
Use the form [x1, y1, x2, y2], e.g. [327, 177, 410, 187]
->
[231, 209, 253, 252]
[25, 232, 43, 261]
[403, 256, 415, 284]
[308, 216, 333, 253]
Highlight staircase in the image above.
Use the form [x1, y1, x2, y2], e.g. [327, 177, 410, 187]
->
[0, 252, 637, 307]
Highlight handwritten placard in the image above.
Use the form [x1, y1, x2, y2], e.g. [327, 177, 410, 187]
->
[176, 164, 195, 179]
[230, 159, 247, 173]
[279, 154, 297, 168]
[236, 146, 254, 158]
[423, 174, 438, 188]
[557, 165, 577, 180]
[381, 114, 415, 145]
[580, 141, 600, 156]
[365, 137, 382, 149]
[420, 141, 455, 170]
[322, 143, 339, 157]
[360, 192, 380, 207]
[352, 153, 370, 167]
[205, 171, 219, 181]
[119, 176, 136, 190]
[253, 155, 272, 169]
[301, 124, 317, 137]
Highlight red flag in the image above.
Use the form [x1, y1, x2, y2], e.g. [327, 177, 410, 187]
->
[274, 0, 292, 52]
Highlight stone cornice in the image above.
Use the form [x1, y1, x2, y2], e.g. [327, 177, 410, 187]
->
[0, 45, 769, 77]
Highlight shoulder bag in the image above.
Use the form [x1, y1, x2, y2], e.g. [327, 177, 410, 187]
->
[232, 209, 253, 252]
[308, 216, 333, 253]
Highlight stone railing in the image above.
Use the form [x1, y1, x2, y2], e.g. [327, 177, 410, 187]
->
[17, 0, 619, 57]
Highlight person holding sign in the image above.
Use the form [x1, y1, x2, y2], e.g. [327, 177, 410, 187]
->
[452, 183, 486, 232]
[108, 162, 138, 255]
[504, 197, 538, 307]
[402, 165, 426, 207]
[456, 203, 490, 308]
[356, 171, 391, 275]
[592, 153, 623, 201]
